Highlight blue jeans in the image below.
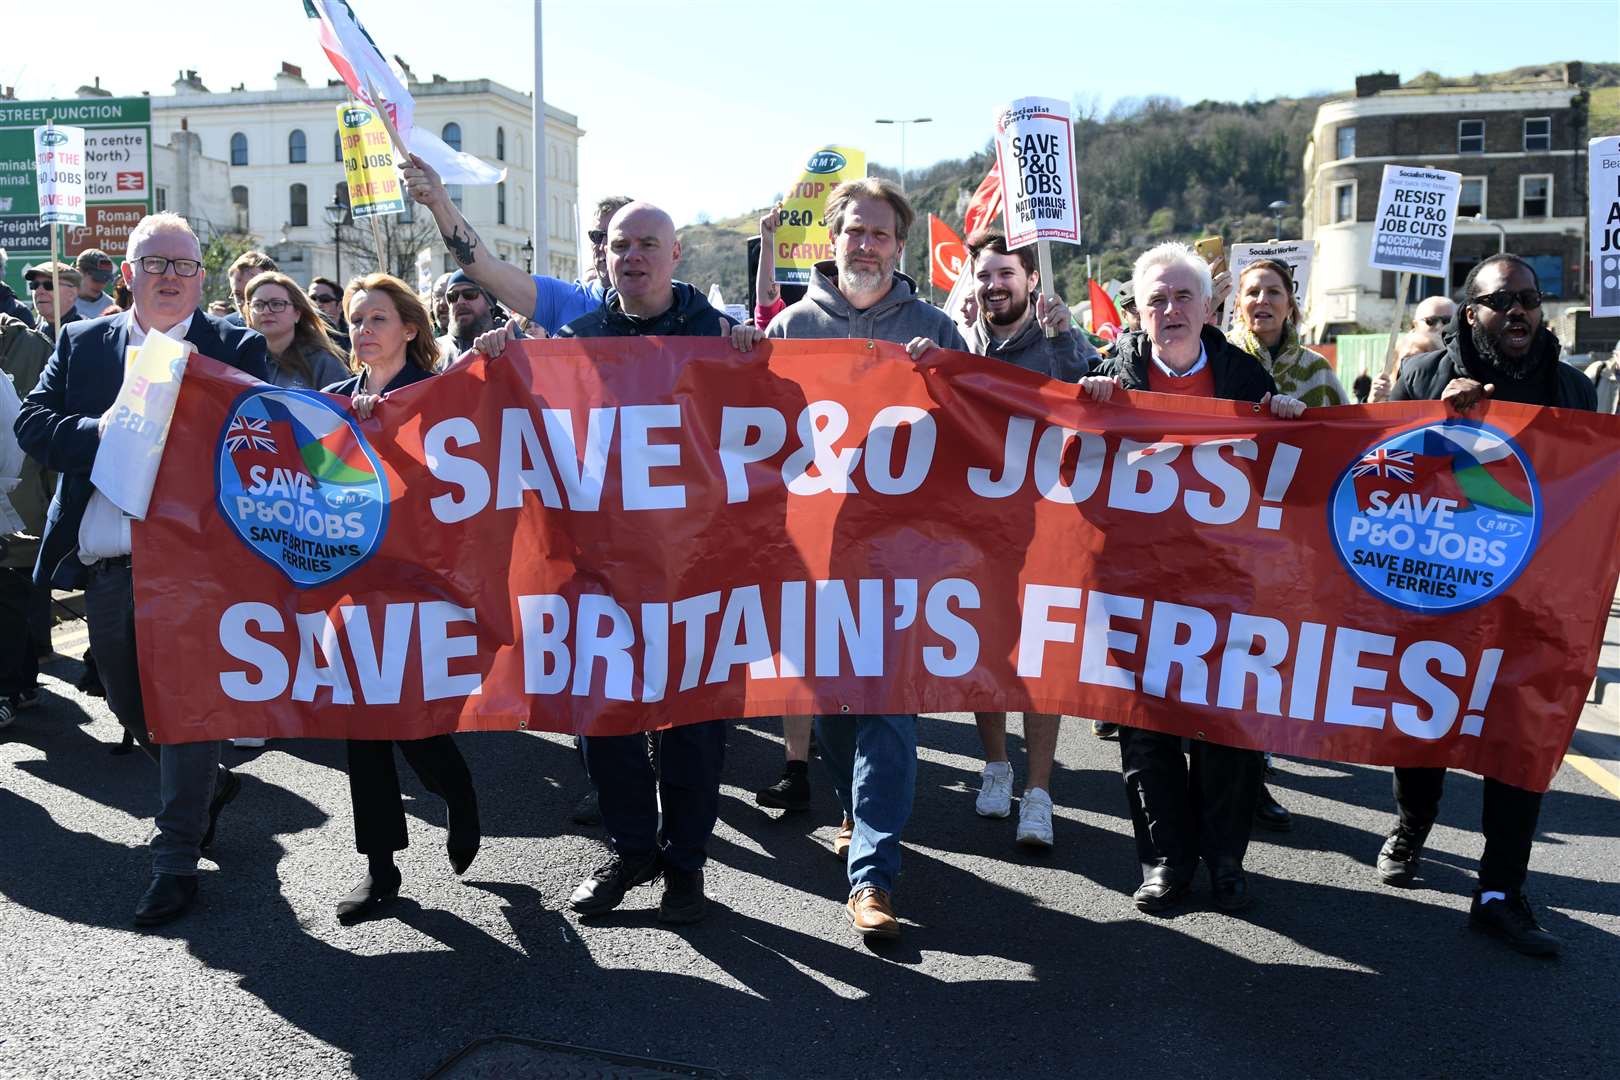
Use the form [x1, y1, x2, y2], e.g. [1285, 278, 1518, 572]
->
[85, 561, 223, 876]
[814, 713, 916, 897]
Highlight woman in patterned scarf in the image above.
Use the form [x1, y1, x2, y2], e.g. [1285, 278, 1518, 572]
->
[1228, 259, 1346, 407]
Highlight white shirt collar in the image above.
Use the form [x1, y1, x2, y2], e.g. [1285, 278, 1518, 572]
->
[126, 309, 195, 348]
[1151, 341, 1208, 379]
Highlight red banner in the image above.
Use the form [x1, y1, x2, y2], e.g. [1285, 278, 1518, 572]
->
[134, 340, 1620, 791]
[929, 214, 967, 291]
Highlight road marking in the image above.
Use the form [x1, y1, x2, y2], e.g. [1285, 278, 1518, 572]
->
[1564, 751, 1620, 799]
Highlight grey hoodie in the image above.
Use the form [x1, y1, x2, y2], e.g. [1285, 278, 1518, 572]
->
[965, 313, 1097, 383]
[768, 261, 966, 350]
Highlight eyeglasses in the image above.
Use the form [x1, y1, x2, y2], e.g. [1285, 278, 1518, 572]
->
[135, 255, 202, 277]
[1469, 288, 1542, 313]
[588, 229, 608, 246]
[1420, 315, 1450, 328]
[446, 288, 483, 303]
[309, 292, 339, 305]
[248, 298, 291, 314]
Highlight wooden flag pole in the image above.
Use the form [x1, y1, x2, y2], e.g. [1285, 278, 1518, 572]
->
[368, 215, 388, 273]
[49, 224, 61, 340]
[363, 76, 411, 162]
[1381, 270, 1413, 374]
[1036, 239, 1058, 338]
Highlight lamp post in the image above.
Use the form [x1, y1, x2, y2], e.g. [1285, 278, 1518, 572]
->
[1471, 213, 1507, 255]
[521, 238, 535, 273]
[1267, 199, 1289, 241]
[323, 197, 348, 285]
[874, 116, 931, 280]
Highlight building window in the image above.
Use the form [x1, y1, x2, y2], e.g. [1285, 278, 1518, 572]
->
[1458, 177, 1485, 219]
[1335, 125, 1356, 160]
[1331, 180, 1355, 224]
[231, 185, 250, 231]
[1523, 117, 1551, 152]
[290, 183, 308, 227]
[549, 145, 558, 178]
[333, 129, 343, 162]
[442, 122, 462, 152]
[1519, 175, 1551, 218]
[516, 133, 524, 162]
[1458, 119, 1484, 154]
[497, 181, 507, 225]
[288, 129, 307, 164]
[551, 195, 560, 237]
[1523, 254, 1563, 299]
[230, 132, 248, 166]
[496, 126, 505, 161]
[155, 186, 168, 212]
[518, 185, 525, 228]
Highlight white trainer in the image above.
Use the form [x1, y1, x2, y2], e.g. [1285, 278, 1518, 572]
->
[975, 761, 1013, 818]
[1017, 787, 1055, 849]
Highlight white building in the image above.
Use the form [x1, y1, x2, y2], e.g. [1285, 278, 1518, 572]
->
[146, 64, 582, 287]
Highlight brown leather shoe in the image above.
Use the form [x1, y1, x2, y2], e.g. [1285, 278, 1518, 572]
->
[833, 817, 854, 858]
[846, 885, 900, 938]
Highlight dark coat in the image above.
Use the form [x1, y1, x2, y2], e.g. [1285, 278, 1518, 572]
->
[1393, 320, 1596, 411]
[558, 280, 732, 339]
[1101, 324, 1278, 402]
[0, 283, 36, 331]
[15, 310, 269, 587]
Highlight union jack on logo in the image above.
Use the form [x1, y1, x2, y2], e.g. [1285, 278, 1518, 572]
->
[226, 416, 277, 454]
[1352, 449, 1415, 483]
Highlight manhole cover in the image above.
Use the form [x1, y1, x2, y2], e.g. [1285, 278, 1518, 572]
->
[429, 1036, 734, 1079]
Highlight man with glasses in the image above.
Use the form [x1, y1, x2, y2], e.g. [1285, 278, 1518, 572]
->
[1377, 253, 1594, 957]
[15, 212, 269, 928]
[73, 249, 119, 320]
[1411, 295, 1457, 335]
[24, 262, 84, 339]
[435, 269, 519, 360]
[401, 152, 627, 336]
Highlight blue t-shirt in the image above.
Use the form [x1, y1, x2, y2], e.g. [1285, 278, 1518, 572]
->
[530, 275, 604, 336]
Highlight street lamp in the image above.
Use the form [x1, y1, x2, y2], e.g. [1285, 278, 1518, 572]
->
[1267, 199, 1289, 240]
[323, 197, 348, 286]
[521, 238, 535, 274]
[874, 116, 931, 279]
[1471, 213, 1507, 255]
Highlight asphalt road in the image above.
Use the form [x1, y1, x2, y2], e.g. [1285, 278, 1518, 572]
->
[2, 612, 1616, 1080]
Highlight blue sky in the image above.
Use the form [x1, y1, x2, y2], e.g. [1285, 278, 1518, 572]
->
[2, 0, 1614, 227]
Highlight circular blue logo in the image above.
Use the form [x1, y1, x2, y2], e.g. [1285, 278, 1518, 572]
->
[215, 387, 389, 588]
[1328, 419, 1540, 614]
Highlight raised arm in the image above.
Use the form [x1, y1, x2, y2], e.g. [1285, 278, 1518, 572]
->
[402, 153, 539, 322]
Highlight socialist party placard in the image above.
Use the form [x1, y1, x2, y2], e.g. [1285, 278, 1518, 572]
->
[993, 97, 1079, 249]
[1590, 135, 1620, 318]
[1370, 165, 1461, 277]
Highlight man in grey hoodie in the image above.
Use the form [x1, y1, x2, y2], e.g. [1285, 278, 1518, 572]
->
[757, 177, 962, 939]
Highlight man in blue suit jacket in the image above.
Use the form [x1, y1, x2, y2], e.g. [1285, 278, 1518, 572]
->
[15, 212, 269, 927]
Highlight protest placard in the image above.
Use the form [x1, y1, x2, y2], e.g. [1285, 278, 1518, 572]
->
[1369, 165, 1461, 276]
[992, 97, 1079, 249]
[91, 330, 191, 520]
[773, 146, 865, 286]
[1223, 241, 1314, 329]
[415, 247, 435, 294]
[34, 124, 86, 227]
[336, 102, 404, 220]
[1589, 135, 1620, 318]
[134, 340, 1620, 793]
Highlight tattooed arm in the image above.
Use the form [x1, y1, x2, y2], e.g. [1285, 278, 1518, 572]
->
[402, 153, 538, 320]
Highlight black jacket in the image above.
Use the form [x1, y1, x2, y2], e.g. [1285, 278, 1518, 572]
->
[558, 280, 732, 339]
[1101, 324, 1278, 402]
[0, 283, 36, 331]
[1393, 318, 1596, 411]
[15, 310, 269, 587]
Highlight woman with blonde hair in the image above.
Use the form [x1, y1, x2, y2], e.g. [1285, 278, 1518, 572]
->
[1228, 259, 1346, 407]
[242, 271, 351, 390]
[322, 273, 472, 923]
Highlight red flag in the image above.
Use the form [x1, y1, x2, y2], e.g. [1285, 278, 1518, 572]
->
[1087, 280, 1120, 335]
[962, 164, 1003, 240]
[929, 215, 967, 291]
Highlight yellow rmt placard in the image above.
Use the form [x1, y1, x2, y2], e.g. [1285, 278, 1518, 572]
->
[774, 146, 865, 287]
[336, 101, 404, 219]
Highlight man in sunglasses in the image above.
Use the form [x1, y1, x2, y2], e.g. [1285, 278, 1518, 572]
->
[73, 249, 120, 320]
[435, 269, 520, 361]
[307, 276, 350, 351]
[401, 152, 628, 337]
[1410, 295, 1456, 336]
[23, 262, 84, 339]
[1378, 253, 1595, 957]
[15, 212, 269, 929]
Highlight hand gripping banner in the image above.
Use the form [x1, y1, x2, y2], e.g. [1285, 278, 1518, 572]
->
[134, 340, 1620, 791]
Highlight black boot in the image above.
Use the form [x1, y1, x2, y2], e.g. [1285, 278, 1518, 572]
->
[1254, 785, 1293, 832]
[1469, 891, 1560, 957]
[755, 759, 811, 812]
[1376, 822, 1430, 886]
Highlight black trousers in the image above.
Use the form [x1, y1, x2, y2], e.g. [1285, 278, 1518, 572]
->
[346, 736, 476, 855]
[1393, 767, 1542, 893]
[0, 566, 38, 698]
[1120, 727, 1263, 880]
[582, 721, 726, 873]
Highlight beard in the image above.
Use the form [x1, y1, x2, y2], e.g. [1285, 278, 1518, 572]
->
[983, 289, 1030, 327]
[836, 250, 896, 295]
[1470, 319, 1539, 380]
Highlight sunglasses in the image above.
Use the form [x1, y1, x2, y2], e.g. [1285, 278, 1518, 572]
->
[588, 229, 608, 246]
[309, 292, 339, 304]
[26, 279, 62, 291]
[1420, 315, 1450, 328]
[446, 288, 484, 303]
[1470, 288, 1542, 313]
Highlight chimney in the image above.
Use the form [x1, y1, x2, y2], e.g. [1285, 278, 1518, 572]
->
[274, 62, 307, 90]
[1355, 73, 1401, 98]
[1564, 61, 1583, 86]
[172, 69, 210, 95]
[76, 75, 112, 99]
[393, 55, 417, 85]
[1, 86, 17, 101]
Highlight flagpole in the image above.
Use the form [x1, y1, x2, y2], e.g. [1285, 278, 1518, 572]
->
[533, 1, 548, 279]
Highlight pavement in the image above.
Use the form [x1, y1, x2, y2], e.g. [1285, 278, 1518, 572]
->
[1, 598, 1616, 1080]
